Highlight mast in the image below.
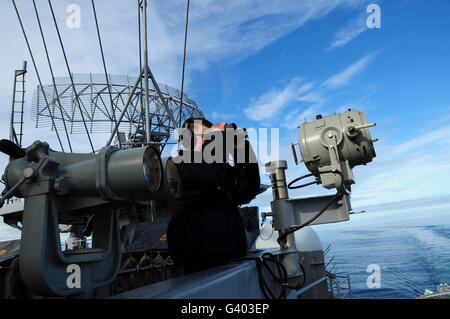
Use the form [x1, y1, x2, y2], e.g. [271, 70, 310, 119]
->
[141, 0, 151, 144]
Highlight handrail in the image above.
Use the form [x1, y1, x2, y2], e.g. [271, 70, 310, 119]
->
[327, 273, 352, 299]
[296, 276, 327, 297]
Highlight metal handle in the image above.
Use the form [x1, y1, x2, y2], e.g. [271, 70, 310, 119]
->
[354, 122, 376, 130]
[291, 143, 298, 165]
[0, 177, 26, 208]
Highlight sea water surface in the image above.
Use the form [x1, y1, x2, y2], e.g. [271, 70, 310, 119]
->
[314, 203, 450, 299]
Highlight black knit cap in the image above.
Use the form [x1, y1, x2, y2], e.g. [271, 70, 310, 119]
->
[182, 117, 213, 129]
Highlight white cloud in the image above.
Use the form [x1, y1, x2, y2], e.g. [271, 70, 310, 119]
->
[282, 90, 327, 128]
[297, 90, 325, 104]
[327, 13, 368, 50]
[244, 52, 377, 127]
[284, 105, 320, 129]
[350, 125, 450, 208]
[244, 78, 313, 121]
[334, 90, 376, 113]
[0, 0, 371, 94]
[162, 0, 365, 72]
[389, 126, 450, 158]
[322, 52, 376, 89]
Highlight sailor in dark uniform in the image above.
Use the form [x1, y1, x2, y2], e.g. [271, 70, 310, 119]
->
[167, 118, 260, 273]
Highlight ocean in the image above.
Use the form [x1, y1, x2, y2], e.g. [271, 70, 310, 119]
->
[314, 204, 450, 299]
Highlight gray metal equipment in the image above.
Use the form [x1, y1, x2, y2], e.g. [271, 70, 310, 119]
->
[298, 109, 376, 190]
[265, 109, 377, 288]
[0, 140, 179, 297]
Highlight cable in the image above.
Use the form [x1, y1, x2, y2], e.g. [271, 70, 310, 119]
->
[179, 0, 190, 128]
[288, 172, 319, 189]
[260, 253, 288, 299]
[283, 262, 307, 290]
[281, 168, 349, 245]
[227, 171, 346, 296]
[224, 251, 308, 299]
[246, 254, 287, 299]
[277, 191, 341, 246]
[48, 0, 96, 153]
[32, 0, 73, 153]
[91, 0, 121, 149]
[12, 0, 65, 152]
[287, 169, 345, 190]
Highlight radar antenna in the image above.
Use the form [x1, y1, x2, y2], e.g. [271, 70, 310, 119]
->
[12, 0, 204, 153]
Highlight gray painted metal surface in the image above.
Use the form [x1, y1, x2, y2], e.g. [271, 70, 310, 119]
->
[111, 258, 280, 299]
[298, 109, 376, 189]
[271, 194, 350, 230]
[0, 140, 173, 297]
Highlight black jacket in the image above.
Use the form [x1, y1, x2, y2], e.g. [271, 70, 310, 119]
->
[167, 141, 260, 272]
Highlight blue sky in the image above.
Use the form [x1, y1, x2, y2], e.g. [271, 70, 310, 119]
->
[1, 0, 450, 239]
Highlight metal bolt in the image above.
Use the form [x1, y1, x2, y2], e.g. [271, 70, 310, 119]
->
[23, 167, 38, 180]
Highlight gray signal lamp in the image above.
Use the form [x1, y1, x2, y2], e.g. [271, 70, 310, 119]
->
[297, 109, 377, 190]
[265, 109, 378, 285]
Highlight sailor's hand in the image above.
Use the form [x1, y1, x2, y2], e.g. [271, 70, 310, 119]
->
[233, 129, 248, 150]
[205, 122, 227, 134]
